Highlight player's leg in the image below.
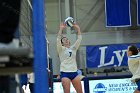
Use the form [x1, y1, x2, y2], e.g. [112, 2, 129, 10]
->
[71, 75, 83, 93]
[134, 80, 140, 93]
[61, 77, 71, 93]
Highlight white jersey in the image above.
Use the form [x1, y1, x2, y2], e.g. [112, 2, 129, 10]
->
[128, 55, 140, 82]
[57, 35, 82, 72]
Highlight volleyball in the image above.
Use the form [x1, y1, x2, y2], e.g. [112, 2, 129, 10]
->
[64, 17, 74, 27]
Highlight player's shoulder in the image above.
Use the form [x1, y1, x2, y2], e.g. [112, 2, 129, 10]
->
[129, 55, 140, 58]
[128, 55, 140, 62]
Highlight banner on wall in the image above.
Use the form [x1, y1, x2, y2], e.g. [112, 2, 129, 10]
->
[137, 0, 140, 25]
[86, 44, 140, 68]
[105, 0, 131, 27]
[89, 78, 137, 93]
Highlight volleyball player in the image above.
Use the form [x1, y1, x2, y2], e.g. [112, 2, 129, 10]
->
[57, 22, 83, 93]
[127, 45, 140, 93]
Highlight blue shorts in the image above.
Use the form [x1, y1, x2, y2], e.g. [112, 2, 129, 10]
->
[60, 72, 78, 80]
[136, 79, 140, 91]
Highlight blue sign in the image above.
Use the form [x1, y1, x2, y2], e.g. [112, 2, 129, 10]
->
[89, 78, 137, 93]
[105, 0, 131, 27]
[86, 44, 140, 68]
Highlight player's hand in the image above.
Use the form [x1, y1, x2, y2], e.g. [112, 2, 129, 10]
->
[59, 22, 66, 31]
[73, 23, 80, 31]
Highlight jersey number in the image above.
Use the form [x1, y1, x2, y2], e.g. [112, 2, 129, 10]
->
[69, 52, 72, 57]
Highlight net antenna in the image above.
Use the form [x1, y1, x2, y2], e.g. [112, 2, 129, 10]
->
[26, 0, 32, 10]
